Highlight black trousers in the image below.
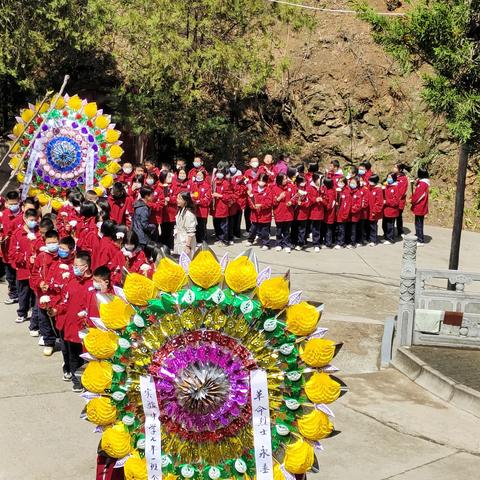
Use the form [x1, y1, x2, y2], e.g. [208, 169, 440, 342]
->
[396, 210, 404, 236]
[369, 220, 378, 244]
[336, 222, 346, 247]
[39, 307, 56, 347]
[384, 217, 395, 242]
[324, 223, 334, 247]
[213, 217, 229, 244]
[196, 216, 207, 243]
[311, 220, 322, 247]
[350, 221, 359, 246]
[249, 222, 270, 246]
[65, 340, 84, 387]
[415, 215, 425, 243]
[228, 211, 242, 240]
[160, 221, 175, 251]
[0, 259, 5, 279]
[356, 219, 367, 244]
[244, 206, 252, 232]
[276, 221, 291, 248]
[5, 263, 18, 299]
[296, 220, 307, 246]
[29, 303, 39, 331]
[17, 279, 34, 318]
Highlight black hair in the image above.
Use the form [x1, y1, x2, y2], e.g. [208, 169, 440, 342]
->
[350, 165, 359, 176]
[111, 182, 126, 200]
[177, 169, 188, 180]
[308, 162, 319, 173]
[331, 159, 340, 168]
[123, 230, 139, 248]
[323, 177, 334, 189]
[369, 174, 380, 185]
[144, 241, 163, 262]
[39, 217, 54, 230]
[24, 196, 40, 210]
[85, 189, 98, 198]
[6, 191, 19, 201]
[24, 208, 39, 218]
[388, 172, 398, 182]
[295, 175, 306, 185]
[258, 173, 270, 184]
[286, 167, 297, 179]
[159, 171, 169, 183]
[75, 251, 91, 268]
[93, 265, 111, 282]
[80, 200, 98, 218]
[396, 163, 412, 173]
[97, 197, 111, 214]
[147, 172, 158, 183]
[295, 163, 305, 174]
[276, 173, 286, 186]
[114, 224, 128, 242]
[59, 236, 76, 250]
[312, 173, 321, 184]
[44, 229, 59, 240]
[144, 159, 155, 166]
[178, 191, 196, 212]
[100, 219, 117, 238]
[140, 186, 153, 199]
[133, 174, 145, 184]
[68, 191, 84, 206]
[359, 161, 371, 170]
[42, 213, 56, 222]
[417, 167, 429, 179]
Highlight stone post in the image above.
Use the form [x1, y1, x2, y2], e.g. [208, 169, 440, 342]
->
[394, 234, 418, 349]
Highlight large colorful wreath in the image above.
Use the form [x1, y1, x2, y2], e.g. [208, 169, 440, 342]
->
[8, 94, 123, 208]
[80, 248, 346, 480]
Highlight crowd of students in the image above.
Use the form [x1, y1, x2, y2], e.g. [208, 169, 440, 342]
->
[0, 153, 430, 392]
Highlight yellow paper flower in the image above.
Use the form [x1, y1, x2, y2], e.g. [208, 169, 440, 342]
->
[300, 338, 336, 367]
[99, 296, 135, 330]
[9, 155, 21, 169]
[28, 187, 41, 197]
[163, 473, 178, 480]
[257, 277, 289, 310]
[84, 102, 98, 118]
[105, 161, 122, 175]
[101, 423, 132, 459]
[304, 372, 341, 404]
[188, 251, 222, 289]
[68, 94, 83, 111]
[82, 361, 113, 394]
[16, 172, 25, 183]
[224, 256, 257, 293]
[297, 409, 334, 441]
[109, 145, 124, 159]
[52, 96, 65, 109]
[94, 186, 105, 197]
[153, 257, 187, 292]
[12, 123, 24, 137]
[106, 129, 121, 143]
[84, 328, 118, 359]
[123, 273, 157, 306]
[284, 440, 314, 474]
[95, 115, 110, 129]
[86, 397, 117, 426]
[21, 109, 34, 122]
[124, 452, 148, 480]
[100, 174, 114, 189]
[37, 193, 50, 206]
[35, 102, 49, 113]
[50, 199, 64, 211]
[273, 463, 285, 480]
[286, 302, 319, 336]
[11, 142, 20, 153]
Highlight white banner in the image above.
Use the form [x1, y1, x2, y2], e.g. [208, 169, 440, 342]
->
[250, 369, 274, 480]
[140, 375, 162, 480]
[22, 146, 40, 201]
[85, 147, 95, 191]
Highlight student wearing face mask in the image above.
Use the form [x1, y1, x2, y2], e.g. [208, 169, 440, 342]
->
[307, 173, 325, 252]
[56, 191, 84, 239]
[348, 177, 363, 249]
[322, 178, 337, 248]
[85, 266, 115, 326]
[189, 171, 212, 243]
[188, 156, 210, 182]
[410, 168, 430, 246]
[292, 176, 311, 250]
[334, 177, 351, 249]
[358, 161, 373, 182]
[258, 154, 276, 184]
[95, 220, 121, 272]
[247, 174, 273, 249]
[393, 163, 410, 238]
[272, 174, 295, 253]
[243, 157, 261, 232]
[76, 201, 100, 258]
[118, 231, 150, 277]
[1, 191, 22, 304]
[128, 174, 146, 200]
[108, 183, 133, 226]
[227, 164, 244, 243]
[160, 171, 176, 250]
[367, 175, 384, 246]
[117, 162, 135, 186]
[211, 165, 233, 246]
[8, 208, 41, 324]
[382, 172, 400, 244]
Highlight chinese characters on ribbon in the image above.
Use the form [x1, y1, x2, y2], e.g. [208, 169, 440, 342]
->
[250, 369, 274, 480]
[140, 375, 162, 480]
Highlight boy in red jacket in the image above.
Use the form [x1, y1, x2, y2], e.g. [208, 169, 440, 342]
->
[188, 156, 210, 183]
[76, 201, 100, 257]
[307, 173, 325, 252]
[334, 178, 351, 249]
[116, 162, 135, 186]
[348, 177, 363, 249]
[367, 175, 384, 246]
[322, 178, 337, 248]
[411, 168, 430, 245]
[258, 154, 276, 184]
[108, 183, 132, 225]
[227, 165, 244, 243]
[211, 165, 233, 246]
[56, 191, 83, 239]
[247, 174, 273, 249]
[189, 170, 212, 243]
[382, 172, 400, 244]
[394, 163, 410, 237]
[272, 173, 295, 253]
[292, 176, 311, 251]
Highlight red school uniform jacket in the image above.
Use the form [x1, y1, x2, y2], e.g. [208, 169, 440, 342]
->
[188, 166, 211, 182]
[108, 196, 132, 225]
[411, 179, 430, 216]
[368, 185, 384, 221]
[120, 248, 150, 276]
[383, 184, 400, 218]
[397, 174, 409, 211]
[149, 184, 165, 225]
[307, 184, 325, 221]
[56, 275, 94, 342]
[95, 236, 121, 272]
[56, 205, 81, 239]
[162, 184, 177, 223]
[244, 168, 260, 187]
[336, 187, 351, 223]
[76, 217, 100, 257]
[272, 184, 295, 223]
[231, 176, 249, 211]
[30, 249, 57, 297]
[359, 185, 370, 220]
[248, 186, 273, 224]
[349, 188, 363, 223]
[294, 187, 311, 221]
[47, 257, 75, 316]
[258, 165, 276, 184]
[323, 188, 337, 225]
[116, 171, 135, 187]
[8, 227, 42, 281]
[0, 209, 22, 263]
[211, 179, 233, 218]
[189, 179, 212, 219]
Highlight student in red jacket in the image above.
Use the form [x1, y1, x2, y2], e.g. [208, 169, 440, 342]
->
[54, 251, 94, 392]
[326, 159, 344, 187]
[86, 266, 114, 322]
[108, 182, 132, 225]
[411, 168, 430, 245]
[292, 176, 311, 250]
[367, 174, 384, 246]
[188, 156, 210, 182]
[56, 191, 83, 239]
[144, 158, 161, 177]
[322, 178, 336, 248]
[76, 201, 100, 257]
[211, 165, 233, 246]
[120, 231, 151, 277]
[272, 173, 295, 252]
[116, 162, 135, 187]
[308, 173, 325, 252]
[357, 177, 370, 245]
[9, 208, 41, 324]
[359, 161, 373, 183]
[334, 177, 351, 249]
[95, 220, 120, 271]
[160, 171, 176, 250]
[247, 174, 273, 249]
[227, 165, 244, 243]
[349, 177, 363, 249]
[244, 157, 261, 232]
[189, 170, 212, 243]
[258, 154, 276, 184]
[383, 172, 400, 244]
[394, 163, 410, 237]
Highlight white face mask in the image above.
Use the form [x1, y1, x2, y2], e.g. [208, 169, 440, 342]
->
[216, 173, 224, 180]
[193, 161, 202, 168]
[195, 176, 204, 183]
[251, 161, 259, 169]
[229, 167, 237, 174]
[146, 178, 155, 186]
[123, 167, 132, 174]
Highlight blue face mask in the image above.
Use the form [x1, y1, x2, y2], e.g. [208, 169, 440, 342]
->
[8, 204, 20, 213]
[358, 169, 366, 176]
[349, 183, 357, 189]
[387, 178, 394, 185]
[73, 266, 84, 277]
[27, 220, 38, 230]
[46, 243, 59, 253]
[58, 248, 70, 259]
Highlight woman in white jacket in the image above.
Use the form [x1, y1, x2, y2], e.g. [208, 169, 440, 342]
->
[174, 191, 197, 257]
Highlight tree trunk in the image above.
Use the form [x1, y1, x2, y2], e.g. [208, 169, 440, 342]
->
[448, 142, 469, 288]
[135, 133, 148, 164]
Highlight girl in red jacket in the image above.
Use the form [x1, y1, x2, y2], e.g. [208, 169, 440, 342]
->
[307, 173, 324, 252]
[411, 168, 430, 245]
[76, 201, 100, 258]
[394, 163, 410, 237]
[160, 171, 176, 250]
[367, 174, 384, 246]
[292, 176, 310, 250]
[334, 177, 351, 249]
[95, 220, 121, 273]
[258, 154, 276, 184]
[108, 182, 132, 225]
[56, 191, 83, 239]
[120, 231, 151, 277]
[322, 178, 337, 248]
[227, 165, 244, 243]
[382, 172, 400, 244]
[348, 177, 363, 249]
[189, 170, 212, 243]
[247, 174, 273, 249]
[211, 166, 233, 246]
[272, 173, 295, 253]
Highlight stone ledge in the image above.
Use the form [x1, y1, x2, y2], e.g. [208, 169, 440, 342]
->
[392, 347, 480, 418]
